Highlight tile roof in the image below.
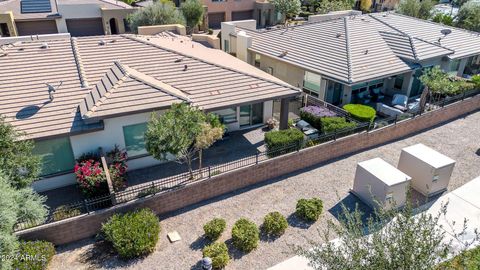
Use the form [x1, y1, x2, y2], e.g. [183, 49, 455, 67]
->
[0, 33, 299, 139]
[241, 16, 413, 85]
[240, 12, 480, 84]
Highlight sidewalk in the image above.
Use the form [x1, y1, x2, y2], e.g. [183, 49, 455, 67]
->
[268, 176, 480, 270]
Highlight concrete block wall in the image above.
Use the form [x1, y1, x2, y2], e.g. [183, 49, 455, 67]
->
[17, 94, 480, 245]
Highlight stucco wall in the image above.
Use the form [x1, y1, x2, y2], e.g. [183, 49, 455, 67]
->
[137, 24, 187, 35]
[204, 0, 256, 21]
[0, 11, 17, 36]
[258, 53, 304, 89]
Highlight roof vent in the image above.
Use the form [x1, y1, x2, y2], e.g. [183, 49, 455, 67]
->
[174, 58, 183, 63]
[280, 50, 288, 57]
[46, 81, 62, 102]
[99, 40, 106, 46]
[364, 49, 369, 55]
[40, 43, 48, 49]
[183, 64, 188, 71]
[336, 33, 342, 38]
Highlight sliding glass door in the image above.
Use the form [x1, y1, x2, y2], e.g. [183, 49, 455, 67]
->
[240, 103, 264, 128]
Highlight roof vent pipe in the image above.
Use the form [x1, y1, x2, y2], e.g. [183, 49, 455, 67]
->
[183, 64, 188, 71]
[40, 43, 49, 49]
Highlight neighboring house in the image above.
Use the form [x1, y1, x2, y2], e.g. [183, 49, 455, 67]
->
[0, 0, 135, 37]
[222, 13, 480, 106]
[0, 32, 299, 192]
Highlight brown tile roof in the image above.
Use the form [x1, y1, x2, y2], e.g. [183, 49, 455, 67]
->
[0, 34, 299, 139]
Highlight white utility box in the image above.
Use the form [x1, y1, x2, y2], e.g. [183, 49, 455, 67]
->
[398, 144, 455, 197]
[352, 158, 412, 210]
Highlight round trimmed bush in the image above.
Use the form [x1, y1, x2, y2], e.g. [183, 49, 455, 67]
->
[296, 198, 323, 222]
[202, 242, 230, 269]
[231, 218, 259, 252]
[262, 211, 288, 236]
[203, 218, 226, 241]
[102, 208, 160, 259]
[343, 104, 376, 123]
[12, 240, 55, 270]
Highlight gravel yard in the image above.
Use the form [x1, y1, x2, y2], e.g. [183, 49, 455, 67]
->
[50, 111, 480, 270]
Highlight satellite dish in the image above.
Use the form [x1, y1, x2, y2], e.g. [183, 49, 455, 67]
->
[441, 29, 452, 36]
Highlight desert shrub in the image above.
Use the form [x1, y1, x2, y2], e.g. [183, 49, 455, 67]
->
[102, 208, 160, 259]
[231, 218, 259, 252]
[203, 218, 226, 241]
[299, 106, 336, 130]
[320, 117, 357, 133]
[202, 242, 230, 269]
[472, 75, 480, 89]
[52, 205, 81, 221]
[398, 113, 413, 121]
[74, 159, 108, 198]
[208, 28, 214, 35]
[137, 186, 163, 198]
[296, 198, 323, 222]
[265, 128, 304, 157]
[262, 212, 288, 236]
[11, 240, 55, 270]
[343, 104, 376, 123]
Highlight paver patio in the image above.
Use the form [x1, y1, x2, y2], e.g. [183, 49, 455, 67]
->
[50, 111, 480, 270]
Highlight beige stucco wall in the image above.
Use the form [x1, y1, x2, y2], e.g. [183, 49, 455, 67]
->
[204, 0, 256, 21]
[192, 33, 220, 49]
[101, 8, 136, 34]
[137, 24, 187, 35]
[256, 53, 304, 89]
[0, 11, 17, 36]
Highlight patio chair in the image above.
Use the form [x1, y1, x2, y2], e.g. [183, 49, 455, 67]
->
[371, 88, 385, 101]
[356, 91, 371, 104]
[391, 94, 408, 111]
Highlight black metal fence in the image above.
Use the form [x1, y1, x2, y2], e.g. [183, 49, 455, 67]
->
[14, 88, 480, 232]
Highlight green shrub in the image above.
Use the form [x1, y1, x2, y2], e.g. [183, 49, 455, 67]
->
[296, 198, 323, 222]
[231, 218, 259, 252]
[264, 128, 304, 157]
[343, 104, 376, 123]
[320, 117, 357, 133]
[202, 242, 230, 269]
[12, 240, 55, 270]
[472, 75, 480, 89]
[207, 28, 214, 35]
[203, 218, 226, 241]
[137, 186, 162, 198]
[102, 208, 160, 259]
[262, 212, 288, 236]
[52, 205, 81, 221]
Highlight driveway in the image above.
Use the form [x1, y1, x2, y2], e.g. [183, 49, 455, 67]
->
[50, 111, 480, 270]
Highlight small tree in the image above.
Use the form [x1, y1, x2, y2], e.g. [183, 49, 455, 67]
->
[432, 13, 454, 26]
[297, 193, 479, 270]
[145, 103, 223, 179]
[396, 0, 434, 20]
[316, 0, 355, 14]
[0, 172, 48, 270]
[360, 0, 372, 13]
[180, 0, 204, 34]
[270, 0, 302, 24]
[456, 0, 480, 32]
[0, 117, 40, 189]
[127, 1, 186, 33]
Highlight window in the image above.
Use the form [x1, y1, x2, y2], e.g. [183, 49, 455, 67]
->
[223, 40, 229, 53]
[448, 59, 460, 75]
[303, 71, 321, 94]
[212, 107, 237, 124]
[394, 75, 404, 90]
[254, 54, 261, 68]
[123, 123, 148, 158]
[33, 137, 75, 176]
[0, 23, 10, 37]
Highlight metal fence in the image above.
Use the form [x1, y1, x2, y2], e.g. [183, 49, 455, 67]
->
[14, 89, 480, 232]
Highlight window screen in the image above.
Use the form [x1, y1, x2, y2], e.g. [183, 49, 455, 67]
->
[33, 137, 75, 176]
[123, 123, 148, 157]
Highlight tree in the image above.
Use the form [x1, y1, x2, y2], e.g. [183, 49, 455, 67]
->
[270, 0, 302, 23]
[145, 103, 223, 179]
[360, 0, 372, 13]
[297, 192, 479, 270]
[127, 1, 186, 33]
[0, 172, 48, 270]
[432, 13, 454, 26]
[456, 1, 480, 32]
[180, 0, 204, 34]
[316, 0, 355, 14]
[396, 0, 434, 20]
[0, 117, 40, 189]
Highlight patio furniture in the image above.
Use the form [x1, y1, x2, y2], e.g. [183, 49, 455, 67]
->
[295, 120, 319, 140]
[356, 90, 371, 104]
[391, 94, 408, 111]
[352, 157, 411, 210]
[371, 87, 385, 101]
[376, 103, 403, 117]
[398, 144, 455, 197]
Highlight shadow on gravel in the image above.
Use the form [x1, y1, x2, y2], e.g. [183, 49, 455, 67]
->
[80, 240, 139, 269]
[286, 213, 313, 229]
[225, 238, 248, 260]
[190, 259, 204, 270]
[190, 235, 209, 251]
[259, 227, 282, 243]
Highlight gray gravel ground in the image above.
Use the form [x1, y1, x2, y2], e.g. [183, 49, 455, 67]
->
[50, 111, 480, 270]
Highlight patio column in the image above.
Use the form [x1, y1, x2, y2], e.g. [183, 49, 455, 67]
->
[279, 97, 289, 130]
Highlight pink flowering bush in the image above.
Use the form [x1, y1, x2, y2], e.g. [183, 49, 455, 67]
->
[74, 159, 108, 198]
[107, 145, 128, 190]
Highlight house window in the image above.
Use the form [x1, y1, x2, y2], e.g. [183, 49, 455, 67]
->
[0, 23, 10, 37]
[123, 123, 148, 158]
[33, 137, 75, 176]
[448, 59, 460, 75]
[212, 107, 237, 124]
[394, 75, 404, 90]
[303, 71, 321, 95]
[254, 54, 261, 68]
[223, 40, 229, 53]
